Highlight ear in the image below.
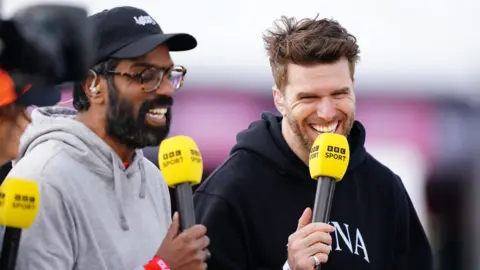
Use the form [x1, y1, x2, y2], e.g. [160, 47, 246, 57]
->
[272, 84, 286, 117]
[82, 71, 106, 106]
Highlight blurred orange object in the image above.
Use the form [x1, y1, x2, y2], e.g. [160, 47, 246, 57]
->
[0, 69, 16, 106]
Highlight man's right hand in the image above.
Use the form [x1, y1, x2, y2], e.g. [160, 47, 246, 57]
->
[287, 208, 334, 270]
[156, 212, 210, 270]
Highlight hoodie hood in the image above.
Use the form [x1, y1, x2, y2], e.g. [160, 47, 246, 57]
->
[17, 106, 148, 231]
[231, 112, 367, 182]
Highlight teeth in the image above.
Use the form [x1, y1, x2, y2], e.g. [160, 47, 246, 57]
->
[148, 108, 167, 114]
[311, 122, 338, 133]
[147, 107, 167, 119]
[147, 113, 164, 119]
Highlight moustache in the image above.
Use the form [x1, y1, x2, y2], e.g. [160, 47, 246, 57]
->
[141, 95, 173, 111]
[144, 95, 174, 108]
[137, 95, 174, 120]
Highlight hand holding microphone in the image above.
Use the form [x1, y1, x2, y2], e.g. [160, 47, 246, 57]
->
[154, 212, 209, 270]
[287, 133, 350, 270]
[287, 207, 334, 270]
[153, 136, 209, 270]
[0, 177, 41, 270]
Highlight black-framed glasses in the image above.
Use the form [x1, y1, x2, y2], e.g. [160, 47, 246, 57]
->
[106, 65, 187, 92]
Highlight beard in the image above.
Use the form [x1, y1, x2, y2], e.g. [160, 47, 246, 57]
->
[285, 109, 355, 152]
[105, 83, 173, 149]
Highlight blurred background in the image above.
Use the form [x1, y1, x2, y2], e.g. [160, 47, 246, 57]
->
[2, 0, 480, 268]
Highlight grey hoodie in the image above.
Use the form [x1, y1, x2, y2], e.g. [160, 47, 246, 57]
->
[3, 107, 172, 270]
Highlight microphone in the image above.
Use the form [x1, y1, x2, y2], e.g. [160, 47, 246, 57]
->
[159, 135, 203, 231]
[308, 133, 350, 270]
[0, 177, 40, 270]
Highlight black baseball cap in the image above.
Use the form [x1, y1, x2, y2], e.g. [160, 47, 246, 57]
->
[89, 6, 197, 64]
[15, 84, 62, 107]
[0, 70, 62, 107]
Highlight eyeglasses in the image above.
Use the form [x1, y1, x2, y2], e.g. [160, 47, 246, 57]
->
[106, 65, 187, 92]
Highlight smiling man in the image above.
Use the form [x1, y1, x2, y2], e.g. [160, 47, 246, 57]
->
[3, 6, 210, 270]
[193, 15, 433, 270]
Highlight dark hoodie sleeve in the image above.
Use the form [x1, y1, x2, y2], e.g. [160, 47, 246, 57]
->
[194, 190, 249, 270]
[393, 176, 433, 270]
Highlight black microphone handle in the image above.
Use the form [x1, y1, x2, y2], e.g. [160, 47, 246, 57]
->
[0, 227, 22, 270]
[312, 176, 336, 270]
[175, 182, 195, 231]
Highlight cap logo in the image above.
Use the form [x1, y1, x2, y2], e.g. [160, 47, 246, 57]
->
[133, 15, 157, 26]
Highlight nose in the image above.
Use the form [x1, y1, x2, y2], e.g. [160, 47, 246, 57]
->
[316, 98, 336, 121]
[154, 76, 174, 96]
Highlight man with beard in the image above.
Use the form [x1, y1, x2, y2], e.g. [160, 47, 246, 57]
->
[193, 15, 433, 270]
[3, 6, 209, 270]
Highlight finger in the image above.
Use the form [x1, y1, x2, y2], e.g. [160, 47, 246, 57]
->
[295, 255, 315, 270]
[178, 224, 207, 242]
[205, 249, 211, 260]
[201, 235, 210, 250]
[305, 242, 331, 258]
[312, 252, 329, 264]
[297, 207, 312, 230]
[296, 222, 335, 239]
[190, 235, 210, 253]
[198, 249, 211, 262]
[301, 231, 333, 247]
[166, 212, 180, 240]
[191, 249, 207, 262]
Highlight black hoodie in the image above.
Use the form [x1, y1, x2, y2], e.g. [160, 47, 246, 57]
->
[194, 112, 433, 270]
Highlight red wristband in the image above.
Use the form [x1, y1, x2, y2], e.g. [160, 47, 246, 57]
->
[143, 256, 171, 270]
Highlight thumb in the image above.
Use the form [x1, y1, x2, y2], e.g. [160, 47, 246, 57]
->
[297, 207, 312, 231]
[166, 212, 180, 240]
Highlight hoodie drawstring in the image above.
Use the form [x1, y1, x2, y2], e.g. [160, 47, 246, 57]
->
[112, 154, 129, 231]
[112, 154, 148, 231]
[138, 160, 147, 199]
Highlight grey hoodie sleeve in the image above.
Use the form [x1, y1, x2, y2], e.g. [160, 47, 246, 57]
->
[15, 181, 77, 270]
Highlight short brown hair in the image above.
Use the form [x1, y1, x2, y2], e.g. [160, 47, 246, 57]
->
[263, 15, 360, 90]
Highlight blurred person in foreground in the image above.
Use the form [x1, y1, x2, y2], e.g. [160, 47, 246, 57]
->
[194, 15, 433, 270]
[0, 73, 54, 165]
[0, 70, 62, 167]
[0, 70, 62, 248]
[3, 6, 209, 270]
